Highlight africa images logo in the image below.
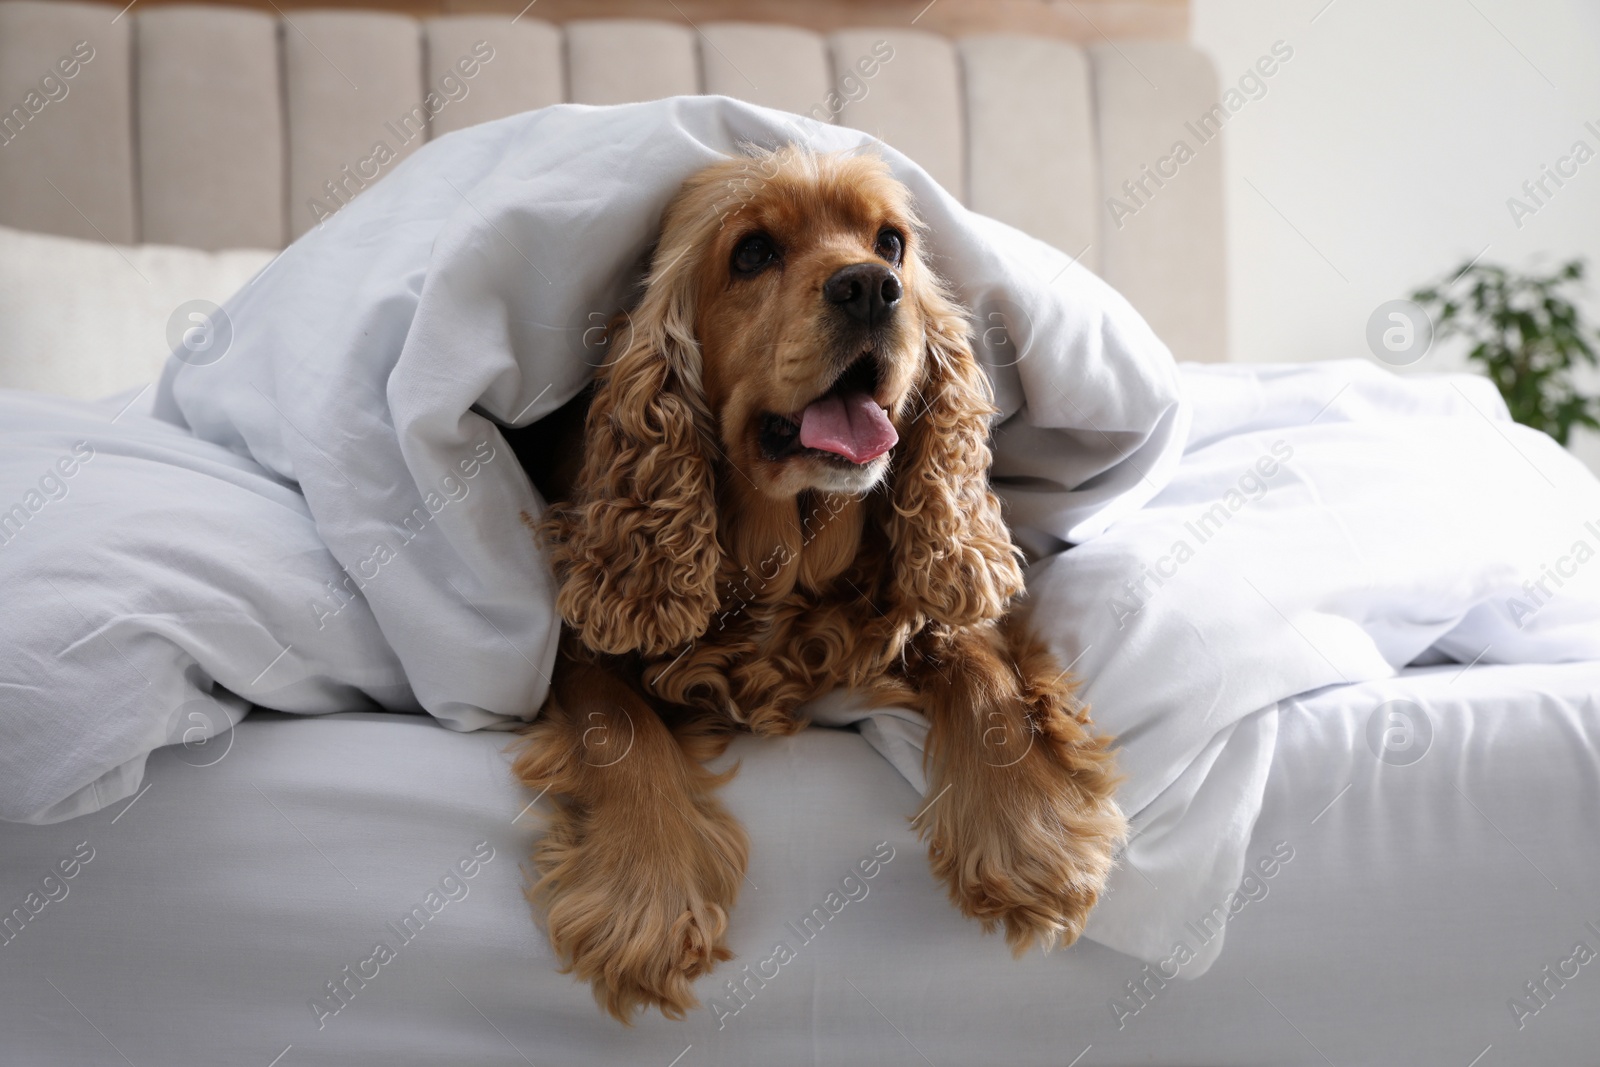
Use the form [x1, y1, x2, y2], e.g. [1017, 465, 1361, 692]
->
[707, 841, 896, 1029]
[308, 841, 496, 1029]
[1104, 41, 1294, 230]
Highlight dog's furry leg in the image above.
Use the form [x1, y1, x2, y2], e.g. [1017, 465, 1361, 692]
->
[913, 621, 1126, 953]
[513, 657, 748, 1023]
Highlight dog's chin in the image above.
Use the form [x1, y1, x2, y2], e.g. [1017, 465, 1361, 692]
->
[794, 451, 891, 495]
[751, 392, 897, 498]
[752, 448, 891, 500]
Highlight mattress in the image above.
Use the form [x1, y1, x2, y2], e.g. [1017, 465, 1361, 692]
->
[3, 660, 1596, 1065]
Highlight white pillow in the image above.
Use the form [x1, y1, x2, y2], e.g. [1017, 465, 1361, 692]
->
[0, 224, 276, 400]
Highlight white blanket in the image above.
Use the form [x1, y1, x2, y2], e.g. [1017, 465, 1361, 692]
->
[4, 97, 1598, 975]
[0, 391, 414, 823]
[150, 96, 1186, 730]
[810, 358, 1600, 968]
[1027, 358, 1600, 967]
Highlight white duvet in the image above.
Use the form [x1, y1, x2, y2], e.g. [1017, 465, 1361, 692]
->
[3, 96, 1599, 975]
[810, 358, 1600, 969]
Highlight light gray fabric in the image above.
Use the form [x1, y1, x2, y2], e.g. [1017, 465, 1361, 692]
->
[0, 1, 1230, 366]
[1092, 41, 1229, 364]
[565, 19, 698, 105]
[136, 6, 284, 250]
[1, 660, 1598, 1063]
[820, 355, 1600, 972]
[0, 0, 135, 242]
[1027, 358, 1600, 967]
[962, 34, 1099, 270]
[283, 11, 424, 240]
[0, 391, 414, 823]
[830, 28, 965, 202]
[424, 17, 564, 137]
[699, 22, 831, 115]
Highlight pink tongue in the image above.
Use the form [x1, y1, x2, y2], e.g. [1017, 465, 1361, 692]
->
[798, 391, 898, 464]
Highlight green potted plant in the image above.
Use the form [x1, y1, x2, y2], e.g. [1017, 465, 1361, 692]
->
[1412, 259, 1600, 446]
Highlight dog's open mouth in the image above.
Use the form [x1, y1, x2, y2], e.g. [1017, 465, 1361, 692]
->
[759, 355, 897, 465]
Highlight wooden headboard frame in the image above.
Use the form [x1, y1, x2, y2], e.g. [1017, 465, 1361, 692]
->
[128, 0, 1187, 42]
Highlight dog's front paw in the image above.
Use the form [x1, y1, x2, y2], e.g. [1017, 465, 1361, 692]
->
[917, 732, 1126, 954]
[531, 795, 748, 1023]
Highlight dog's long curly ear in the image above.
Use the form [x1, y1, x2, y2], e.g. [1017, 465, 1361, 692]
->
[542, 257, 722, 657]
[886, 285, 1025, 627]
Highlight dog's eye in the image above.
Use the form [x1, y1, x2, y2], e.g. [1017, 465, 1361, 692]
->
[732, 233, 778, 275]
[875, 229, 904, 265]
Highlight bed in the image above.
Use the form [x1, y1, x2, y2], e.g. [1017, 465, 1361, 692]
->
[2, 4, 1598, 1065]
[5, 664, 1599, 1065]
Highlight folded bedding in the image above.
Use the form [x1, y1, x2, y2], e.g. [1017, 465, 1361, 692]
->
[2, 96, 1598, 980]
[0, 391, 415, 823]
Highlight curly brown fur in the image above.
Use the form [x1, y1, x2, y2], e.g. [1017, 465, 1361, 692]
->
[515, 146, 1124, 1021]
[540, 289, 722, 657]
[512, 656, 748, 1022]
[912, 622, 1126, 952]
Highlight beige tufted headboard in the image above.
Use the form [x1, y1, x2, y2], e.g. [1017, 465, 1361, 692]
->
[0, 0, 1226, 362]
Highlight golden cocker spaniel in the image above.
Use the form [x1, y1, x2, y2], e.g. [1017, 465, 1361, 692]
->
[512, 145, 1125, 1022]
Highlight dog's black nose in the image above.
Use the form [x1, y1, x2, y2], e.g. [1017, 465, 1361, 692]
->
[824, 263, 902, 326]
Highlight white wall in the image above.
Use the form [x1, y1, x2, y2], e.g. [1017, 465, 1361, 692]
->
[1191, 0, 1600, 469]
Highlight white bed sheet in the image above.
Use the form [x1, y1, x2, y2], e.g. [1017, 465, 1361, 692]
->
[1, 660, 1596, 1066]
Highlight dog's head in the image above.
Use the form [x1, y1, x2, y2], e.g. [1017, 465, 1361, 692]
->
[681, 150, 933, 498]
[546, 146, 1023, 656]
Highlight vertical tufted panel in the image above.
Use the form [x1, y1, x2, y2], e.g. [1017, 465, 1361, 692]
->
[565, 20, 698, 106]
[1091, 42, 1226, 363]
[137, 7, 284, 250]
[424, 17, 563, 138]
[0, 0, 134, 242]
[828, 29, 964, 202]
[699, 23, 830, 117]
[283, 11, 423, 241]
[0, 2, 1231, 369]
[961, 35, 1097, 270]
